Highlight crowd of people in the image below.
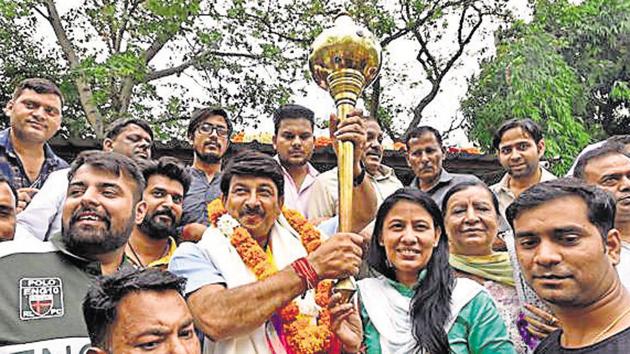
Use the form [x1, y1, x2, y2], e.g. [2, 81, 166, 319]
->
[1, 77, 629, 354]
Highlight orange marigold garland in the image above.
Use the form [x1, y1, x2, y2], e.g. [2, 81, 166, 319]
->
[207, 199, 336, 354]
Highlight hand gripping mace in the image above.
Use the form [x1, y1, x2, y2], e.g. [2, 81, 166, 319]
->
[309, 14, 382, 301]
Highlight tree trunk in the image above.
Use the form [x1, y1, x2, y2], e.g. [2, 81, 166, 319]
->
[42, 0, 104, 138]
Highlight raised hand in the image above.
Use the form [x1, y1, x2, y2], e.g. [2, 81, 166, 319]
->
[329, 292, 363, 353]
[307, 232, 364, 279]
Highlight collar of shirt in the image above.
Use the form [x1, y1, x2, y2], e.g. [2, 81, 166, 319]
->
[273, 155, 319, 190]
[496, 167, 556, 195]
[411, 168, 452, 191]
[130, 237, 178, 269]
[369, 164, 396, 182]
[190, 166, 222, 184]
[0, 128, 63, 165]
[50, 232, 133, 276]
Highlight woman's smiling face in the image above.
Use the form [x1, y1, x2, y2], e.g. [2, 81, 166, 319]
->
[380, 200, 441, 281]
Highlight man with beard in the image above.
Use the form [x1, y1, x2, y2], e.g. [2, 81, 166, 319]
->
[271, 104, 319, 218]
[405, 125, 480, 208]
[126, 157, 191, 269]
[490, 119, 556, 219]
[573, 143, 630, 288]
[180, 107, 232, 242]
[15, 117, 153, 241]
[507, 179, 630, 353]
[0, 150, 144, 352]
[307, 116, 402, 222]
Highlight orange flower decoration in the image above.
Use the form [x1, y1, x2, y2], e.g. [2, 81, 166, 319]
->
[207, 199, 335, 354]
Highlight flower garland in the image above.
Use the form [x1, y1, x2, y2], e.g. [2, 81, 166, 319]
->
[208, 199, 336, 354]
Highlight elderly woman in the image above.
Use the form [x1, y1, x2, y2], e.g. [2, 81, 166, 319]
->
[331, 187, 515, 353]
[442, 180, 536, 352]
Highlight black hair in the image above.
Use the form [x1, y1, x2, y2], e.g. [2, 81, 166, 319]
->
[12, 77, 64, 106]
[138, 156, 192, 195]
[441, 180, 500, 217]
[404, 126, 443, 151]
[187, 107, 232, 140]
[104, 118, 154, 142]
[506, 178, 616, 240]
[366, 187, 454, 353]
[82, 268, 186, 350]
[492, 118, 543, 150]
[573, 143, 627, 179]
[220, 150, 284, 198]
[272, 104, 315, 135]
[0, 173, 17, 206]
[68, 150, 146, 203]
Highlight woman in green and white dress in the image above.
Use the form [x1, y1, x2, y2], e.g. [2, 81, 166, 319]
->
[330, 187, 516, 354]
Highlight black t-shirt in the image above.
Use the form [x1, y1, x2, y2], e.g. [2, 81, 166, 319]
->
[535, 327, 630, 353]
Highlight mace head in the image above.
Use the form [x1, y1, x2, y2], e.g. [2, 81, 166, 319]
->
[309, 14, 382, 93]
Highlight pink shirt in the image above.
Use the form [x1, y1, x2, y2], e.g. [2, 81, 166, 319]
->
[274, 155, 319, 218]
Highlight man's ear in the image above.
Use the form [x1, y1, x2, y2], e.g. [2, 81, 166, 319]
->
[102, 138, 114, 152]
[278, 195, 284, 210]
[135, 201, 148, 225]
[4, 100, 14, 117]
[605, 228, 622, 266]
[537, 139, 546, 159]
[272, 134, 277, 151]
[86, 347, 108, 354]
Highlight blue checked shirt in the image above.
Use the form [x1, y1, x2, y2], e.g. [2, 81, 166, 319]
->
[0, 128, 69, 190]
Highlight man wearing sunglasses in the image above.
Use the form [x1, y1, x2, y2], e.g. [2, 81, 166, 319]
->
[179, 107, 232, 242]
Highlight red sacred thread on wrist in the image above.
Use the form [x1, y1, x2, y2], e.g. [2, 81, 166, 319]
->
[291, 257, 319, 290]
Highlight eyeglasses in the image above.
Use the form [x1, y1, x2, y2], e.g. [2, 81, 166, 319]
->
[197, 123, 229, 137]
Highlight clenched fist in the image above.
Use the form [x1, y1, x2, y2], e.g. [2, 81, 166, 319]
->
[307, 232, 364, 280]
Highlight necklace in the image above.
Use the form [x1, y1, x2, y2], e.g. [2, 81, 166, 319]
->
[592, 306, 630, 343]
[127, 239, 170, 269]
[127, 242, 146, 268]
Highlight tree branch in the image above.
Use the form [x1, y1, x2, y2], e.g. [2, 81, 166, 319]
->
[114, 0, 142, 52]
[41, 0, 104, 137]
[405, 4, 486, 137]
[442, 114, 466, 141]
[144, 50, 263, 82]
[32, 6, 50, 21]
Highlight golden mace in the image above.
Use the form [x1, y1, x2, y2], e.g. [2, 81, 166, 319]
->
[309, 14, 382, 299]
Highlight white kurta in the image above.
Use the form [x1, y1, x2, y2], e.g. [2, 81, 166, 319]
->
[196, 214, 319, 354]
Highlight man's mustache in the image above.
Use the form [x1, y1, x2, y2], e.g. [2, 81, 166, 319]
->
[70, 207, 111, 228]
[239, 205, 264, 218]
[152, 209, 177, 223]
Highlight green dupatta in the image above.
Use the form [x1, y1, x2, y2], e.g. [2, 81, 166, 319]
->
[449, 252, 515, 287]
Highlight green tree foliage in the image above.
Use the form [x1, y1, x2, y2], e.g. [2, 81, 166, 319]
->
[0, 0, 302, 139]
[0, 0, 512, 141]
[462, 0, 630, 174]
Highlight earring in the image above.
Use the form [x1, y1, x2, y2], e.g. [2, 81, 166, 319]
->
[385, 258, 394, 268]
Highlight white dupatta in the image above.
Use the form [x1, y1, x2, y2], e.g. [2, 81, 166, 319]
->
[196, 213, 319, 354]
[358, 276, 485, 354]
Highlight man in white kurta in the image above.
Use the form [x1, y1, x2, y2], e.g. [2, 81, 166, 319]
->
[169, 113, 376, 354]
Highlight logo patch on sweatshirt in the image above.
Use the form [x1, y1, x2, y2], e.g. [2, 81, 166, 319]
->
[19, 277, 64, 320]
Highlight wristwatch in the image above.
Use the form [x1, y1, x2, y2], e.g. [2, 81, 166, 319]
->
[353, 165, 366, 187]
